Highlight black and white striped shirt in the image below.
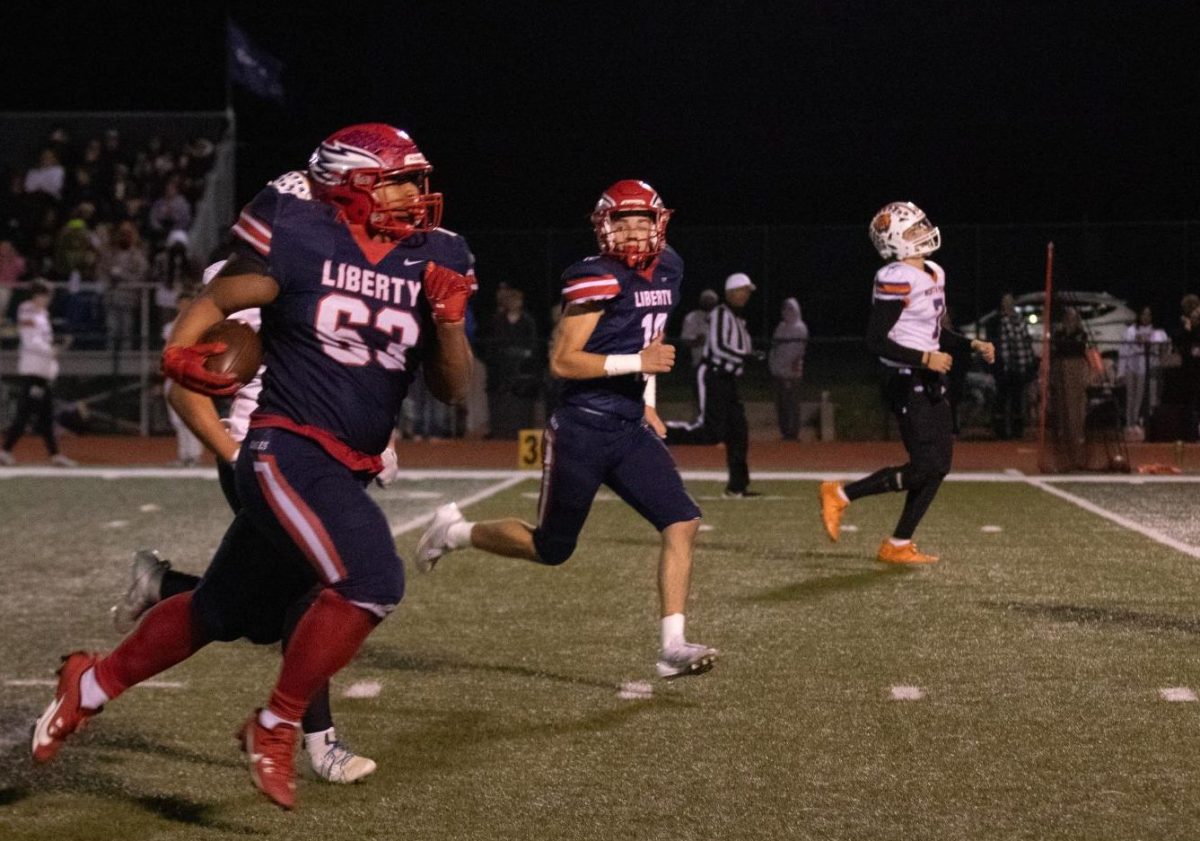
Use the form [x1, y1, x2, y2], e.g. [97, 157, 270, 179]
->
[702, 304, 753, 375]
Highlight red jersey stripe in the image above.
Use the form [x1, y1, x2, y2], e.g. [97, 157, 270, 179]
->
[232, 223, 270, 256]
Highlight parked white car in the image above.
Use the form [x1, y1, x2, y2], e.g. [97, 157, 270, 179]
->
[964, 291, 1135, 357]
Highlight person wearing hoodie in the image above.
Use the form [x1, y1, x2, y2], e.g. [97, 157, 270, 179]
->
[768, 297, 808, 439]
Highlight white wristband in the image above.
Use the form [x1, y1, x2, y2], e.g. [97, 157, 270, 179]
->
[603, 354, 642, 377]
[643, 374, 657, 408]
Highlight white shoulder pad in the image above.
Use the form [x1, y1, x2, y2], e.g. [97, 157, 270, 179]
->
[269, 171, 312, 200]
[202, 259, 228, 286]
[876, 262, 915, 283]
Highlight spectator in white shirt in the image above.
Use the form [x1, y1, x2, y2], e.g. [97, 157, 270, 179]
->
[1118, 305, 1169, 429]
[0, 282, 75, 466]
[23, 149, 65, 201]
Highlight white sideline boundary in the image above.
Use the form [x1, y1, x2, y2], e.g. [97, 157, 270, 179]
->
[2, 466, 1199, 483]
[1025, 477, 1200, 560]
[5, 678, 185, 689]
[389, 475, 528, 538]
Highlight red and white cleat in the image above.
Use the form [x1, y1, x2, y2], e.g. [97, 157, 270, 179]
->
[31, 651, 102, 764]
[237, 710, 299, 810]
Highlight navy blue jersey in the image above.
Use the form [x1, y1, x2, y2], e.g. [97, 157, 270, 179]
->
[231, 182, 474, 455]
[557, 246, 684, 420]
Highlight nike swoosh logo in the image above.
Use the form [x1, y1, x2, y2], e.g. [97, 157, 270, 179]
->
[32, 695, 64, 749]
[403, 259, 425, 266]
[249, 751, 264, 763]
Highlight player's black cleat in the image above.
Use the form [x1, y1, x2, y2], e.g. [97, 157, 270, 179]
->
[111, 550, 170, 634]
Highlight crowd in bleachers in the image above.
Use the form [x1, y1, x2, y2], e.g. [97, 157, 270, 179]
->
[0, 126, 215, 346]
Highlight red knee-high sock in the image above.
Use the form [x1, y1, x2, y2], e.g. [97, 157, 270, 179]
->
[94, 593, 211, 700]
[267, 588, 379, 722]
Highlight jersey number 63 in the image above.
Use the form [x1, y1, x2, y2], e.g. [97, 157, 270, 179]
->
[315, 293, 420, 370]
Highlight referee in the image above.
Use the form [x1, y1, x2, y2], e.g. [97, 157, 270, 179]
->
[666, 272, 759, 497]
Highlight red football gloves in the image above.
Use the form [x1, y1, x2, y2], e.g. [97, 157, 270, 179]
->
[161, 343, 240, 397]
[423, 263, 475, 324]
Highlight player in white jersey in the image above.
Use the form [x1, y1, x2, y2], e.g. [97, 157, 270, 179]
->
[818, 202, 994, 564]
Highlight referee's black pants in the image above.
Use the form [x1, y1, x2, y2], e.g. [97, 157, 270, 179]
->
[666, 365, 750, 493]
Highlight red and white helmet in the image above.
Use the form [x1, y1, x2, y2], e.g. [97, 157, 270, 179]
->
[869, 201, 941, 260]
[308, 123, 443, 239]
[590, 179, 672, 267]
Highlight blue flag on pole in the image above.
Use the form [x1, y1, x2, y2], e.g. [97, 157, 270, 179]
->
[227, 20, 285, 103]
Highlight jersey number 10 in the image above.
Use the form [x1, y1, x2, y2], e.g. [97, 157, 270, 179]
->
[641, 312, 667, 347]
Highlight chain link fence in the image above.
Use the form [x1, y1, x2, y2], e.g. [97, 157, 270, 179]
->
[3, 222, 1196, 440]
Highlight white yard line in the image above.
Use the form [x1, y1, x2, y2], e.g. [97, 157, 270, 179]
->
[389, 475, 529, 538]
[342, 680, 383, 698]
[1025, 477, 1200, 560]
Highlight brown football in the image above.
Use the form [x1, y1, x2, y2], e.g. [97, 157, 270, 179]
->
[199, 319, 263, 385]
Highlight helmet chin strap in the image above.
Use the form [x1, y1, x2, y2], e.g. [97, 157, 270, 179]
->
[619, 244, 653, 269]
[367, 212, 414, 241]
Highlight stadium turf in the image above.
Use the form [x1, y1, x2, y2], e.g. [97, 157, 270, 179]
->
[2, 474, 1199, 840]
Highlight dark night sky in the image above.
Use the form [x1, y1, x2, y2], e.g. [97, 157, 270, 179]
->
[4, 1, 1199, 230]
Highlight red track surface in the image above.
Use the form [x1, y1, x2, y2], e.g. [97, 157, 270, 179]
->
[6, 435, 1195, 474]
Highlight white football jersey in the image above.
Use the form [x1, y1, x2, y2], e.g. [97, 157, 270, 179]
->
[872, 260, 946, 367]
[16, 300, 57, 380]
[201, 258, 263, 444]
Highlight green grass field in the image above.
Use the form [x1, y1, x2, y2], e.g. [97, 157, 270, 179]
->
[2, 472, 1200, 840]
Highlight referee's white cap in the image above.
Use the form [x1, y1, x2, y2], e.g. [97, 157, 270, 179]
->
[725, 272, 756, 292]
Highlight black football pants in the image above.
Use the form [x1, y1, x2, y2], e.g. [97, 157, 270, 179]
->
[844, 369, 953, 540]
[3, 376, 59, 456]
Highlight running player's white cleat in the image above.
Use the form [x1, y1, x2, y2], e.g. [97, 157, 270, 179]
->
[415, 503, 465, 573]
[656, 641, 718, 680]
[304, 728, 377, 783]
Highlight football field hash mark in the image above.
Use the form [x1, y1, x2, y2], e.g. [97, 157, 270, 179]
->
[890, 685, 925, 701]
[617, 681, 654, 700]
[1158, 687, 1197, 702]
[342, 680, 382, 698]
[981, 525, 1003, 533]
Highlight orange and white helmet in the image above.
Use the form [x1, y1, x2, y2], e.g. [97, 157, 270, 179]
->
[868, 201, 941, 260]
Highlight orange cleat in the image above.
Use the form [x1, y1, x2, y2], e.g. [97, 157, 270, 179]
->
[31, 651, 102, 764]
[877, 540, 939, 565]
[238, 710, 299, 810]
[819, 482, 849, 542]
